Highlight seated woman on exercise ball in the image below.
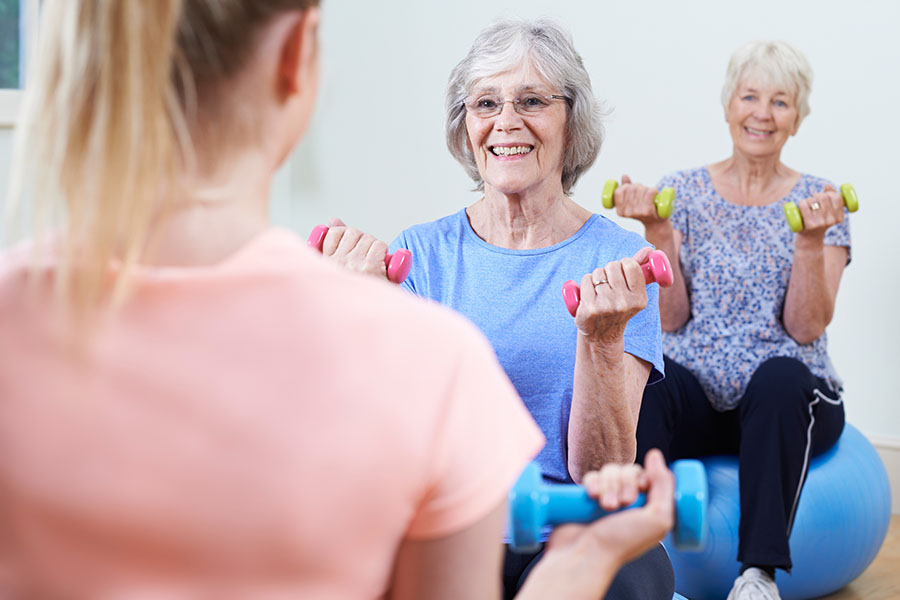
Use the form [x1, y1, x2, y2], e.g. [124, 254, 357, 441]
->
[0, 0, 677, 597]
[320, 18, 674, 600]
[612, 40, 850, 600]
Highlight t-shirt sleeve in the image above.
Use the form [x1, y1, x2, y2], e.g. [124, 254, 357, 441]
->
[405, 320, 545, 540]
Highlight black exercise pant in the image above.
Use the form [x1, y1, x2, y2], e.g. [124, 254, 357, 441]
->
[636, 356, 845, 571]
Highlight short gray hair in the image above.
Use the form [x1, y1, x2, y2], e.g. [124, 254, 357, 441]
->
[445, 18, 605, 195]
[721, 40, 813, 124]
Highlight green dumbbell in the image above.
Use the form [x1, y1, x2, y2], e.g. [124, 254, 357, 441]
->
[601, 180, 675, 219]
[783, 183, 858, 233]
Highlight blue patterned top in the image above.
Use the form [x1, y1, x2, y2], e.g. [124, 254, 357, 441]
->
[661, 167, 851, 411]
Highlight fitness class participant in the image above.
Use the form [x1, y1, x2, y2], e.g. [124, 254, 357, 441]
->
[318, 17, 674, 600]
[614, 40, 850, 600]
[0, 1, 678, 597]
[390, 18, 673, 600]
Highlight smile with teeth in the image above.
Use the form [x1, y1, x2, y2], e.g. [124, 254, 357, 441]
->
[491, 145, 534, 156]
[745, 126, 772, 136]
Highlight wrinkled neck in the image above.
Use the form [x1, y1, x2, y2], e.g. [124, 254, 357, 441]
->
[467, 186, 591, 249]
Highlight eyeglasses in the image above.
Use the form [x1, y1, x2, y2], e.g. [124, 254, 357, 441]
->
[464, 93, 569, 118]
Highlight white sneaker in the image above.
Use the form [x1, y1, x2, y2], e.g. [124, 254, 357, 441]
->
[726, 567, 782, 600]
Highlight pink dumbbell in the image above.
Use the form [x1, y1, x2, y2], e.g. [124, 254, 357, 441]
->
[307, 224, 413, 284]
[562, 250, 674, 317]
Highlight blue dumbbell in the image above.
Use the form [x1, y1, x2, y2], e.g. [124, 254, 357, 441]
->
[508, 459, 708, 553]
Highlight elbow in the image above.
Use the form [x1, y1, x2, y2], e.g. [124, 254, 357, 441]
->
[785, 321, 827, 345]
[567, 441, 637, 484]
[568, 459, 586, 485]
[789, 329, 825, 345]
[661, 318, 686, 333]
[567, 453, 598, 485]
[661, 309, 690, 332]
[567, 450, 591, 484]
[785, 313, 832, 345]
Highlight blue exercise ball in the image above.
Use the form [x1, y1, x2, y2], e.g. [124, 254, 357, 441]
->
[666, 423, 891, 600]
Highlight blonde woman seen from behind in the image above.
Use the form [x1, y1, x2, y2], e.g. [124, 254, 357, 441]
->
[0, 1, 674, 597]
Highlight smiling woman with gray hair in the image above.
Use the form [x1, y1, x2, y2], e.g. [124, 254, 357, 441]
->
[318, 18, 675, 599]
[321, 16, 674, 600]
[613, 40, 850, 600]
[443, 20, 605, 195]
[389, 18, 674, 600]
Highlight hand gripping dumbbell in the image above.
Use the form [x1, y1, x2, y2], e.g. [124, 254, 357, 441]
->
[601, 180, 676, 219]
[561, 249, 674, 317]
[783, 183, 859, 233]
[307, 224, 413, 284]
[508, 459, 708, 553]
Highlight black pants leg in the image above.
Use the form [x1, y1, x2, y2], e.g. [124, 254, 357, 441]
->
[636, 356, 739, 464]
[736, 357, 844, 570]
[503, 543, 674, 600]
[635, 356, 845, 572]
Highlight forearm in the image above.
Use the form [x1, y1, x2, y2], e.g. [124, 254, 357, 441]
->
[644, 221, 690, 331]
[515, 543, 617, 600]
[567, 337, 641, 481]
[783, 236, 833, 344]
[388, 503, 506, 600]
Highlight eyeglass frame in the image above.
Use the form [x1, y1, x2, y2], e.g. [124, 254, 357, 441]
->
[463, 93, 570, 118]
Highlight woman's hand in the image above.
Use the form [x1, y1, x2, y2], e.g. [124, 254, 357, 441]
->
[783, 184, 849, 343]
[795, 185, 846, 245]
[612, 175, 667, 226]
[575, 246, 652, 343]
[318, 217, 392, 281]
[571, 449, 675, 560]
[516, 450, 675, 600]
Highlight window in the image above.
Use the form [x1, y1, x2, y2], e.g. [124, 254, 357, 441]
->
[0, 0, 22, 89]
[0, 0, 39, 127]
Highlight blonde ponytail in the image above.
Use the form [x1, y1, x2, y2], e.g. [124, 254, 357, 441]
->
[5, 0, 321, 332]
[6, 0, 187, 326]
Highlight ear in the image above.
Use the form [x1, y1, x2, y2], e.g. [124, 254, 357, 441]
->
[277, 7, 321, 98]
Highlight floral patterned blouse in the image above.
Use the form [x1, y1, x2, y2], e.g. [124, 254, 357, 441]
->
[660, 166, 851, 411]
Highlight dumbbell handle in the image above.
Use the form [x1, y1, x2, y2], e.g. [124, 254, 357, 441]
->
[562, 249, 673, 317]
[783, 183, 858, 233]
[601, 179, 675, 219]
[509, 459, 707, 553]
[537, 480, 646, 523]
[307, 225, 412, 284]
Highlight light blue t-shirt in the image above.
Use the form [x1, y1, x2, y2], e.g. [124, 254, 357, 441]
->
[662, 167, 851, 411]
[390, 209, 663, 484]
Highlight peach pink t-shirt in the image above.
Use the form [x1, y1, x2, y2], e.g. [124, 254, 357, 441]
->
[0, 228, 544, 597]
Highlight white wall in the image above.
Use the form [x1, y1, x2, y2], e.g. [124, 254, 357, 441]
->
[2, 1, 899, 444]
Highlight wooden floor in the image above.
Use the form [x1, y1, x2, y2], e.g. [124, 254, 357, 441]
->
[820, 515, 900, 599]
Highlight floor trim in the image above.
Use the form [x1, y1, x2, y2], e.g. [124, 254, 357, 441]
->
[870, 435, 900, 515]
